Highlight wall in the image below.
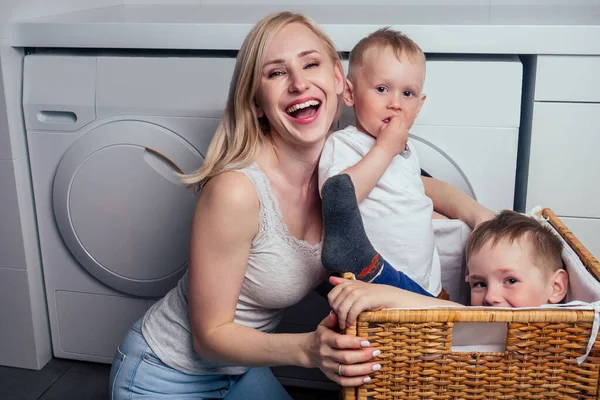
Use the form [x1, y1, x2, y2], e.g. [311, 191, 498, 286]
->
[123, 0, 600, 5]
[1, 0, 123, 37]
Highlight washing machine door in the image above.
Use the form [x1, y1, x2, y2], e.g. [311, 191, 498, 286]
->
[53, 120, 203, 298]
[409, 134, 476, 200]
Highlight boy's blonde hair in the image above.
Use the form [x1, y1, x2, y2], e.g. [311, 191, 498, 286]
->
[180, 11, 342, 191]
[465, 210, 564, 278]
[347, 27, 426, 82]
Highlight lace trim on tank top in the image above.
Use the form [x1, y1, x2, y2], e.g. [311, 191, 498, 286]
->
[239, 163, 322, 259]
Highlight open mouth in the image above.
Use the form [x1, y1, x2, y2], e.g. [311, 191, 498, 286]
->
[382, 117, 391, 123]
[285, 99, 322, 120]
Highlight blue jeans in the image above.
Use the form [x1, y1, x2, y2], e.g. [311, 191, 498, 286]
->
[371, 261, 434, 297]
[109, 319, 292, 399]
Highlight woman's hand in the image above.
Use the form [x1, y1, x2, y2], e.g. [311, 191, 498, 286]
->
[303, 311, 382, 387]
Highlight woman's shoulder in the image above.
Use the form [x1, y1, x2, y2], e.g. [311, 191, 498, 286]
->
[198, 171, 259, 216]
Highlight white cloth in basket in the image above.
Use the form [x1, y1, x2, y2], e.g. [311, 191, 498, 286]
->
[433, 218, 472, 304]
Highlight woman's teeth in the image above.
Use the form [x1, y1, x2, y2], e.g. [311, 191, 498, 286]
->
[286, 99, 321, 114]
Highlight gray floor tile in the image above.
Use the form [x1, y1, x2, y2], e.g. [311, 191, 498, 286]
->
[0, 365, 64, 400]
[38, 369, 109, 400]
[67, 361, 111, 376]
[287, 387, 339, 400]
[44, 359, 74, 373]
[0, 358, 339, 400]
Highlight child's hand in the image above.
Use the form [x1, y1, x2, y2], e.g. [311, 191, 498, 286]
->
[328, 276, 462, 330]
[328, 276, 396, 330]
[375, 115, 409, 158]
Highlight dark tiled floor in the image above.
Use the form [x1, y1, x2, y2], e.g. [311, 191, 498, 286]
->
[0, 359, 339, 400]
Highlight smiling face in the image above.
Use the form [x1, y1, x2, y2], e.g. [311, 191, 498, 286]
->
[468, 237, 567, 308]
[255, 22, 344, 147]
[345, 46, 426, 138]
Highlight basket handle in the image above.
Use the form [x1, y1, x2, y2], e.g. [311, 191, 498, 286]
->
[543, 208, 600, 282]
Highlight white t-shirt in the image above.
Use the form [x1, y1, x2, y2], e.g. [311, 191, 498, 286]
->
[319, 125, 442, 296]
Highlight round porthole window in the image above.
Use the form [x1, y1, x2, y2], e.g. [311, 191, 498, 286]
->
[53, 120, 203, 298]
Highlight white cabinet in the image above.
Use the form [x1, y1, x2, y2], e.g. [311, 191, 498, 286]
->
[535, 56, 600, 103]
[526, 102, 600, 218]
[526, 55, 600, 259]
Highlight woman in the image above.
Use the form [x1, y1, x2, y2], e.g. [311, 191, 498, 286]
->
[109, 11, 379, 399]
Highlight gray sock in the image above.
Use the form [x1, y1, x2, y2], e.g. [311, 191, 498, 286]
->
[321, 174, 383, 282]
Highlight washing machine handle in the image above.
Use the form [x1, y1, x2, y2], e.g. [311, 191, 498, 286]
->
[37, 110, 78, 124]
[144, 147, 183, 174]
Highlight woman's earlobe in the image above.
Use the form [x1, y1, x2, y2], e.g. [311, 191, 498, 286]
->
[255, 103, 264, 118]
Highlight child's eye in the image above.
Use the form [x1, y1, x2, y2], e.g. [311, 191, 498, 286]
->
[403, 90, 414, 97]
[305, 62, 319, 69]
[375, 86, 388, 93]
[505, 278, 517, 285]
[472, 281, 486, 288]
[268, 70, 285, 78]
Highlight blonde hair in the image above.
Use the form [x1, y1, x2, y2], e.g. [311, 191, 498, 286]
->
[180, 11, 342, 192]
[348, 27, 426, 82]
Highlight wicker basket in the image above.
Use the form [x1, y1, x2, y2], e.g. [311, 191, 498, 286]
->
[342, 208, 600, 400]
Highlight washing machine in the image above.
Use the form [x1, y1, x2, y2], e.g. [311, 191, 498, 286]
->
[23, 52, 237, 363]
[273, 55, 523, 389]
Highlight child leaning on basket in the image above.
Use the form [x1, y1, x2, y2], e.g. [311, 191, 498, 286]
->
[318, 27, 495, 299]
[328, 210, 569, 331]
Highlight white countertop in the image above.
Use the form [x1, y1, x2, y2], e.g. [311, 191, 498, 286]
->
[8, 4, 600, 54]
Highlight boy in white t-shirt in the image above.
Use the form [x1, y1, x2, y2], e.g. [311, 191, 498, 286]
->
[319, 28, 460, 297]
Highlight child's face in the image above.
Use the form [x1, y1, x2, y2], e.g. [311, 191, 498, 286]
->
[345, 46, 425, 138]
[467, 238, 559, 308]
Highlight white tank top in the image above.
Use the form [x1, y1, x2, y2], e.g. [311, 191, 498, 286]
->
[142, 163, 327, 375]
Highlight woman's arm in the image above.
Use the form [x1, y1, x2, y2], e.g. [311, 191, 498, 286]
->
[188, 172, 302, 367]
[421, 176, 496, 228]
[187, 172, 377, 385]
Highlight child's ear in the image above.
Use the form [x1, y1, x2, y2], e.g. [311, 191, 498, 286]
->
[416, 93, 427, 116]
[547, 269, 569, 304]
[343, 78, 355, 107]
